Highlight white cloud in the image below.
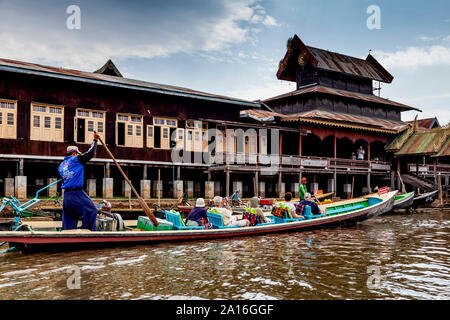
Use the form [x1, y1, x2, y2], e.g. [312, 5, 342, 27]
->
[226, 81, 296, 101]
[0, 0, 280, 71]
[373, 45, 450, 69]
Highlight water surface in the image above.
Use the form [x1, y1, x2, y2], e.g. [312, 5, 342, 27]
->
[0, 209, 448, 300]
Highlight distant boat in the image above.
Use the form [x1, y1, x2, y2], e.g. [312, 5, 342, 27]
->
[0, 191, 397, 253]
[392, 191, 415, 211]
[412, 190, 438, 207]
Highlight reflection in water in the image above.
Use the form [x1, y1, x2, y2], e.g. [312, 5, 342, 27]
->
[0, 210, 449, 299]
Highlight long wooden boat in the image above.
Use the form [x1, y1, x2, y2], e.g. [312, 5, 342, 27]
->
[0, 191, 397, 253]
[392, 191, 415, 211]
[412, 190, 438, 207]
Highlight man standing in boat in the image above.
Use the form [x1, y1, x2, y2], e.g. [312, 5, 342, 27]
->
[58, 133, 100, 231]
[299, 177, 308, 200]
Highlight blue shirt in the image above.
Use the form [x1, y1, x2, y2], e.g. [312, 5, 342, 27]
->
[58, 140, 97, 190]
[58, 156, 84, 190]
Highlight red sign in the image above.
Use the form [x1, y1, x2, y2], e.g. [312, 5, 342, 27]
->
[378, 187, 389, 196]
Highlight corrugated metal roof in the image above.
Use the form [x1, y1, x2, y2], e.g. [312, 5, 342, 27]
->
[0, 57, 260, 108]
[276, 34, 393, 83]
[263, 85, 420, 112]
[282, 109, 407, 133]
[307, 47, 389, 82]
[239, 109, 286, 121]
[433, 136, 450, 157]
[405, 117, 440, 130]
[395, 128, 450, 156]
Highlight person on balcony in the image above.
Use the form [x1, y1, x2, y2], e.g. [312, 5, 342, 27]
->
[299, 177, 308, 200]
[357, 146, 365, 160]
[212, 196, 249, 227]
[58, 132, 100, 231]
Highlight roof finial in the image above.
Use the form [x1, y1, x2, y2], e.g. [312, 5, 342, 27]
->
[413, 114, 418, 132]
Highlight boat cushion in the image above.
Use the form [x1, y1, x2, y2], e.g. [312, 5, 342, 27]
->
[326, 204, 365, 215]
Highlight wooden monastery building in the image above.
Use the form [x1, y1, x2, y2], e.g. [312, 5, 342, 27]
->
[0, 34, 448, 200]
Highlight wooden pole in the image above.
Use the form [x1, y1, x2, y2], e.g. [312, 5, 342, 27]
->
[158, 169, 161, 207]
[96, 132, 159, 226]
[351, 176, 354, 199]
[438, 174, 443, 207]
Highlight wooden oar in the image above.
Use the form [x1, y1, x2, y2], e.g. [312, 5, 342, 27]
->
[95, 132, 159, 227]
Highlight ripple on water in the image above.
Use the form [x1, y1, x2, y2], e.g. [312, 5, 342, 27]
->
[0, 209, 448, 299]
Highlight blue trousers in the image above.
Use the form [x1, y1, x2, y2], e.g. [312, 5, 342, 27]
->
[62, 189, 98, 231]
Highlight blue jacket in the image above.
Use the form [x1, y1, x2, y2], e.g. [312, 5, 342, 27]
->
[58, 141, 97, 190]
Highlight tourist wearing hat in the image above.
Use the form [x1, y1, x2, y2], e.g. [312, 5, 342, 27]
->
[211, 196, 249, 227]
[185, 198, 209, 227]
[58, 132, 100, 230]
[299, 177, 308, 200]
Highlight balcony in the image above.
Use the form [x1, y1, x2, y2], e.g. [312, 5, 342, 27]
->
[208, 152, 391, 174]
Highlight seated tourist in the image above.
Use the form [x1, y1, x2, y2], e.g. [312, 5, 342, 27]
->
[185, 198, 208, 226]
[300, 193, 322, 215]
[282, 192, 304, 219]
[244, 197, 271, 225]
[212, 196, 249, 227]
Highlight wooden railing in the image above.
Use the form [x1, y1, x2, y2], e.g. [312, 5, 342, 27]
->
[212, 152, 391, 172]
[408, 163, 450, 174]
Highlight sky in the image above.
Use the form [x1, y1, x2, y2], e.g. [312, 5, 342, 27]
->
[0, 0, 449, 124]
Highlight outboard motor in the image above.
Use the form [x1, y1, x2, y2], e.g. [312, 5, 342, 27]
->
[96, 200, 124, 231]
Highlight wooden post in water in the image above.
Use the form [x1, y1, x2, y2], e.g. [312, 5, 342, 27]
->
[158, 169, 161, 207]
[351, 176, 354, 199]
[438, 173, 443, 207]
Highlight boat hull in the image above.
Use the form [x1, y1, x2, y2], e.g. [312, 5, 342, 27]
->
[0, 191, 397, 253]
[412, 190, 438, 207]
[392, 192, 415, 211]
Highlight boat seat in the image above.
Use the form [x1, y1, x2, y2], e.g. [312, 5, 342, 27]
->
[326, 204, 365, 215]
[164, 210, 203, 230]
[206, 211, 240, 229]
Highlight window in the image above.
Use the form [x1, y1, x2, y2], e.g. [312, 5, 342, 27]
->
[0, 99, 17, 139]
[7, 113, 14, 125]
[195, 131, 200, 141]
[116, 113, 143, 148]
[146, 125, 154, 148]
[152, 117, 177, 149]
[75, 108, 106, 144]
[33, 115, 40, 127]
[30, 103, 64, 142]
[55, 117, 62, 129]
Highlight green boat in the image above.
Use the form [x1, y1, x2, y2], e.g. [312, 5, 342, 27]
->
[392, 191, 415, 211]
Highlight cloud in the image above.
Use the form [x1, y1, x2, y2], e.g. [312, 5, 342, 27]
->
[373, 45, 450, 69]
[0, 0, 280, 71]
